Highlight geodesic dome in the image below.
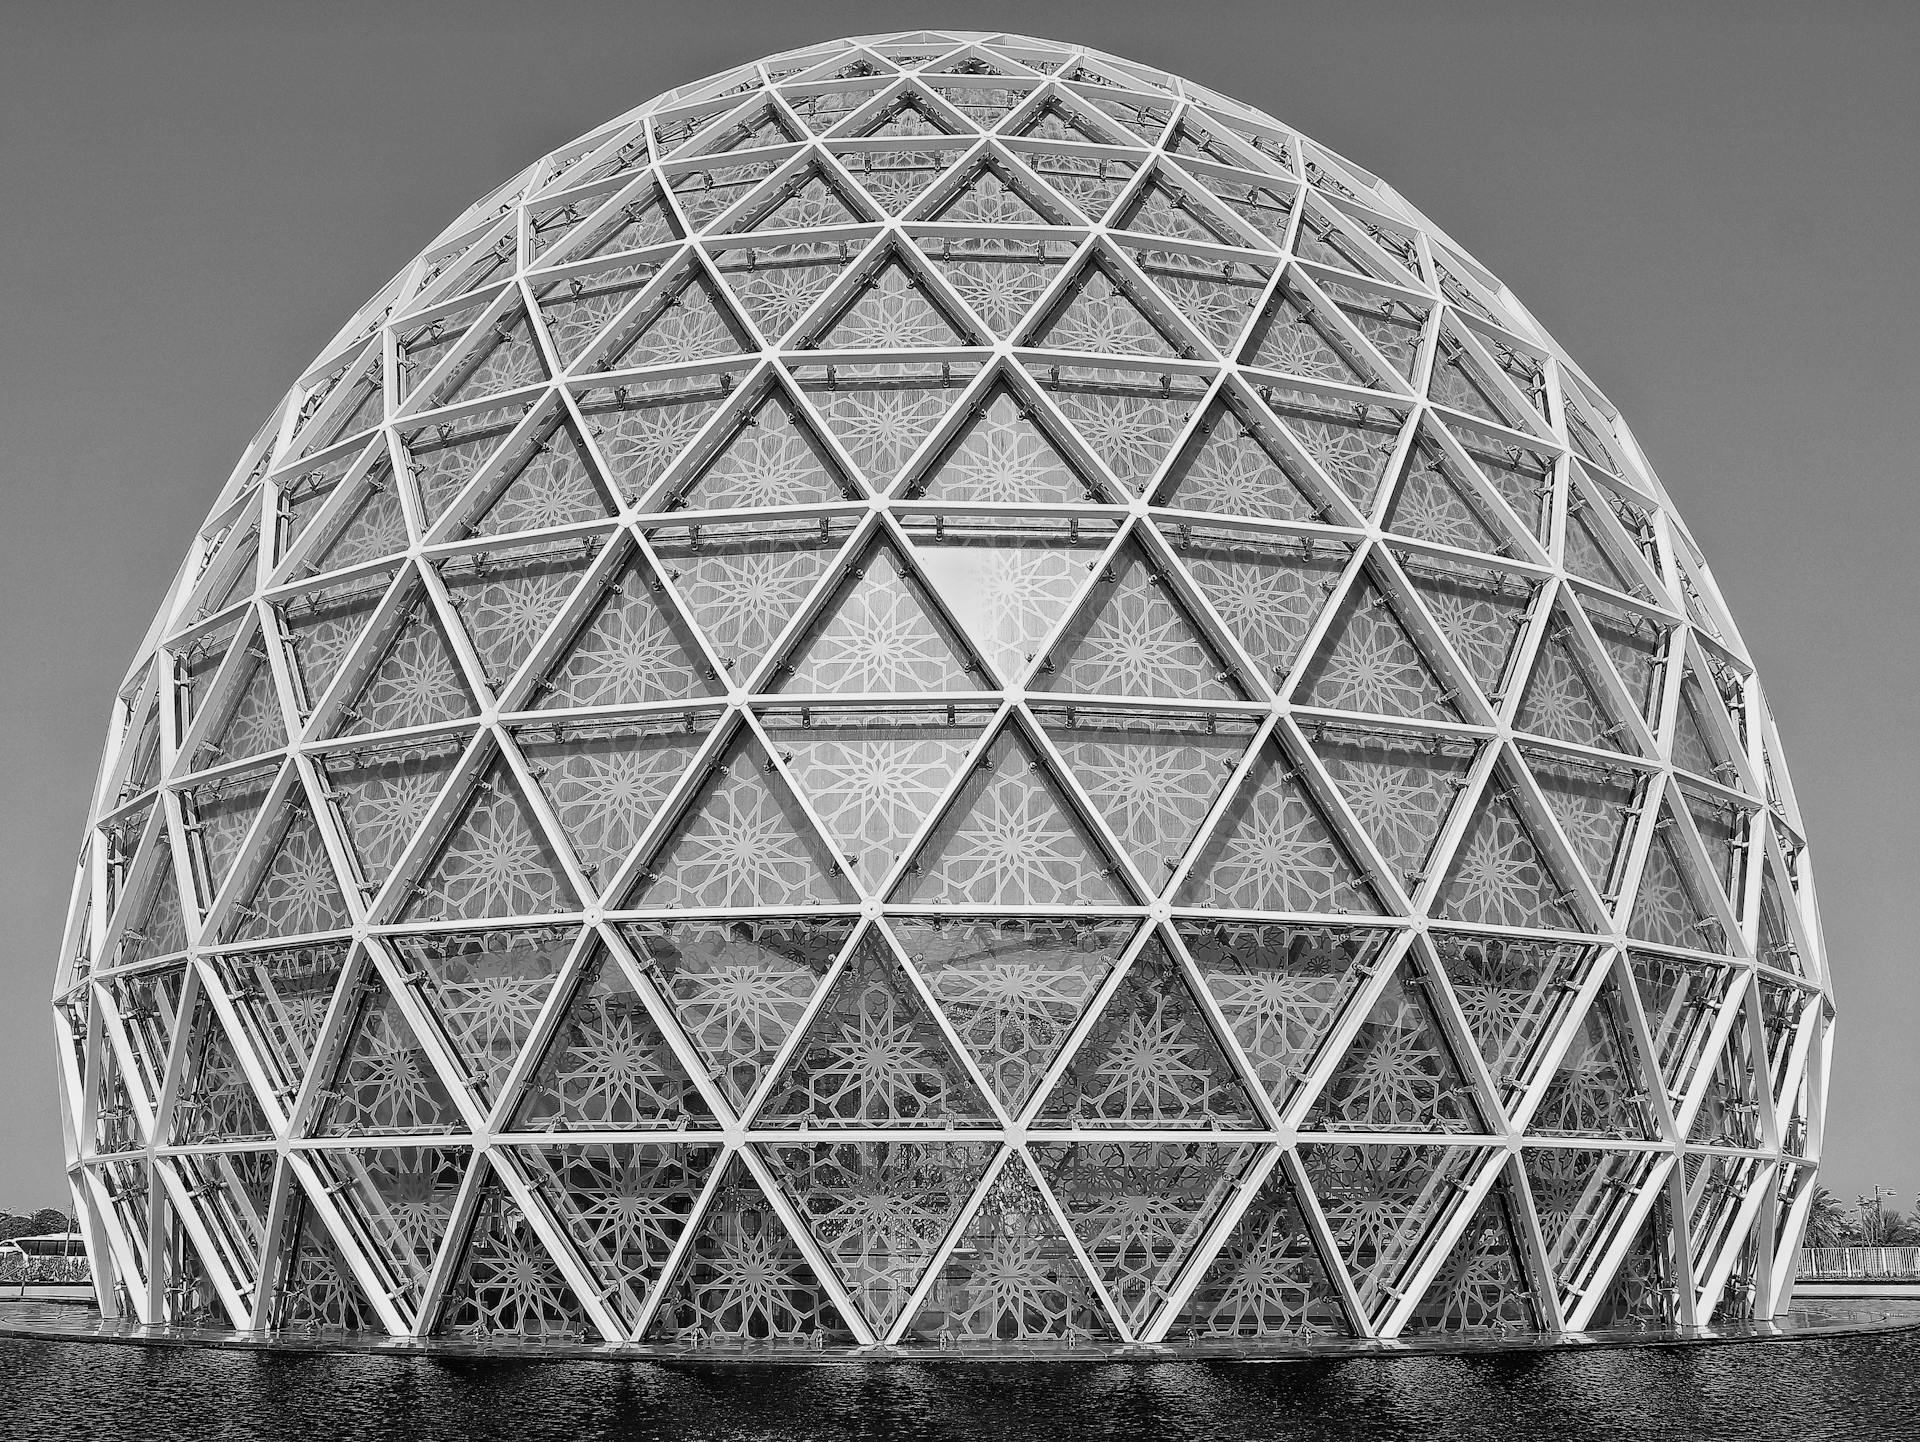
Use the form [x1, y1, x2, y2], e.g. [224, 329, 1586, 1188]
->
[53, 30, 1832, 1352]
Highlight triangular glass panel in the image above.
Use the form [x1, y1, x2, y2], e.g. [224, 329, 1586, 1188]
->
[670, 157, 784, 232]
[891, 723, 1129, 907]
[1443, 419, 1556, 544]
[894, 916, 1132, 1116]
[901, 1158, 1114, 1344]
[1178, 741, 1380, 914]
[1004, 152, 1134, 222]
[920, 235, 1073, 336]
[332, 599, 476, 738]
[272, 1184, 382, 1331]
[296, 456, 411, 578]
[121, 845, 189, 965]
[464, 423, 613, 539]
[513, 1139, 720, 1335]
[1296, 575, 1462, 722]
[1628, 949, 1733, 1100]
[595, 266, 755, 372]
[1112, 171, 1242, 246]
[1514, 615, 1632, 753]
[1156, 394, 1321, 519]
[1175, 530, 1348, 684]
[1025, 257, 1184, 358]
[1394, 551, 1536, 706]
[1522, 1146, 1658, 1321]
[435, 1165, 592, 1341]
[905, 516, 1111, 687]
[1008, 97, 1114, 145]
[698, 98, 804, 152]
[649, 516, 854, 672]
[1529, 976, 1657, 1139]
[620, 917, 853, 1111]
[391, 925, 574, 1110]
[175, 1148, 278, 1296]
[648, 1154, 847, 1344]
[313, 970, 464, 1135]
[1680, 783, 1749, 919]
[758, 931, 995, 1126]
[1036, 936, 1260, 1128]
[1316, 277, 1428, 384]
[1298, 1141, 1487, 1329]
[622, 730, 855, 909]
[91, 1043, 140, 1156]
[1034, 541, 1247, 701]
[531, 553, 718, 710]
[1036, 364, 1207, 496]
[1034, 1139, 1258, 1333]
[1262, 388, 1404, 510]
[319, 734, 465, 893]
[1432, 932, 1599, 1106]
[761, 1139, 996, 1336]
[1756, 863, 1802, 976]
[1182, 922, 1394, 1116]
[795, 363, 965, 489]
[1672, 667, 1737, 784]
[279, 571, 394, 715]
[107, 964, 186, 1102]
[1040, 709, 1254, 886]
[1310, 724, 1477, 885]
[923, 158, 1055, 225]
[171, 996, 272, 1144]
[516, 718, 706, 891]
[193, 644, 287, 772]
[536, 258, 666, 370]
[670, 388, 857, 511]
[1242, 280, 1379, 388]
[836, 144, 971, 216]
[711, 241, 857, 342]
[399, 760, 574, 922]
[1401, 1178, 1540, 1335]
[438, 537, 599, 691]
[304, 1145, 467, 1321]
[1579, 596, 1667, 727]
[571, 180, 682, 261]
[1384, 429, 1519, 558]
[1428, 326, 1527, 431]
[1172, 1155, 1351, 1338]
[768, 705, 985, 894]
[402, 405, 524, 529]
[791, 82, 889, 137]
[421, 305, 549, 411]
[724, 161, 872, 233]
[574, 375, 729, 507]
[510, 943, 711, 1128]
[1214, 179, 1295, 249]
[1303, 957, 1483, 1132]
[1687, 1022, 1762, 1148]
[223, 800, 352, 943]
[210, 940, 352, 1105]
[1521, 748, 1642, 899]
[1128, 246, 1269, 356]
[1628, 807, 1727, 955]
[1435, 786, 1584, 932]
[395, 301, 488, 403]
[909, 381, 1102, 504]
[773, 542, 983, 696]
[1565, 492, 1653, 600]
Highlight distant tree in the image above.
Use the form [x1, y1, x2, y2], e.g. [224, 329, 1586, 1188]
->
[29, 1208, 69, 1234]
[1802, 1186, 1852, 1248]
[1853, 1193, 1920, 1246]
[0, 1214, 33, 1242]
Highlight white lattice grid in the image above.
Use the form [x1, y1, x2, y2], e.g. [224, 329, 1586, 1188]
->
[51, 30, 1830, 1348]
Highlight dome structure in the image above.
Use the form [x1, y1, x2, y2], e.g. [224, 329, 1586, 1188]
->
[52, 31, 1831, 1352]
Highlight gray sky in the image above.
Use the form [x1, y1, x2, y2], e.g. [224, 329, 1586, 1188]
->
[2, 0, 1913, 1211]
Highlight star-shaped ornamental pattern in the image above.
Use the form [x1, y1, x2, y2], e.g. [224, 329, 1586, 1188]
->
[56, 31, 1827, 1355]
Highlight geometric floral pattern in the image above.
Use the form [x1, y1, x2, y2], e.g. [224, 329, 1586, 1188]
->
[57, 31, 1828, 1353]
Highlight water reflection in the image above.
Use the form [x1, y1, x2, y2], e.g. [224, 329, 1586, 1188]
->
[1, 1333, 1916, 1440]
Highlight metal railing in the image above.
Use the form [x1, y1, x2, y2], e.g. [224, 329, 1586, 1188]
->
[1798, 1247, 1920, 1280]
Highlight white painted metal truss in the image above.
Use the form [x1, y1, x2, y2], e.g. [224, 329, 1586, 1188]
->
[51, 31, 1831, 1352]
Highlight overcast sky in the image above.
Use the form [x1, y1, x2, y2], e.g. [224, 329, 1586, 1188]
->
[1, 0, 1913, 1213]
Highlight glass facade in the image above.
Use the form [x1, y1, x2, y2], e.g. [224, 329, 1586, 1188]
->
[52, 31, 1830, 1351]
